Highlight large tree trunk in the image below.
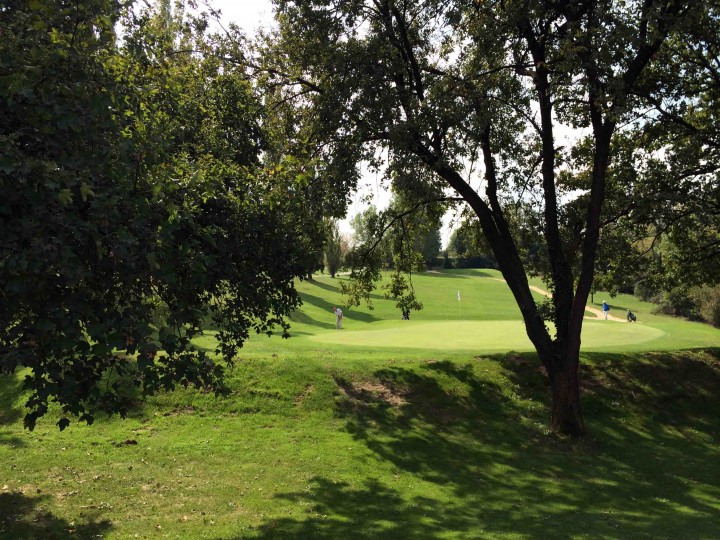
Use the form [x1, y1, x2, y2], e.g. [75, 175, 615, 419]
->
[547, 353, 585, 436]
[417, 142, 588, 436]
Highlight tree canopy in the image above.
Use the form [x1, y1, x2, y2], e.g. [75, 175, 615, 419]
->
[256, 0, 717, 434]
[0, 0, 326, 429]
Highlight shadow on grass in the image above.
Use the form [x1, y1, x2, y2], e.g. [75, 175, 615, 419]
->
[304, 276, 389, 302]
[299, 292, 381, 324]
[0, 374, 24, 428]
[302, 278, 343, 294]
[499, 348, 720, 437]
[0, 366, 153, 432]
[287, 303, 335, 330]
[244, 351, 720, 539]
[237, 477, 494, 539]
[0, 492, 112, 539]
[424, 269, 500, 279]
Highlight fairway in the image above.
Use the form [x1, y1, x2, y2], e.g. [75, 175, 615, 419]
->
[287, 270, 719, 353]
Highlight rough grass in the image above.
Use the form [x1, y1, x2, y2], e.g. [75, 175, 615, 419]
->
[1, 270, 719, 539]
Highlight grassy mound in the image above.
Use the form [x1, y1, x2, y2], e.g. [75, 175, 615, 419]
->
[1, 269, 719, 538]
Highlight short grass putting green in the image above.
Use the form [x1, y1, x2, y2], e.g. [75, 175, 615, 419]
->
[309, 319, 666, 350]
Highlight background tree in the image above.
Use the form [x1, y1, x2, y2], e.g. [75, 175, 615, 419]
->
[447, 219, 502, 267]
[570, 7, 720, 317]
[257, 0, 710, 435]
[324, 220, 348, 277]
[418, 227, 442, 267]
[447, 228, 472, 258]
[383, 177, 445, 271]
[349, 205, 394, 269]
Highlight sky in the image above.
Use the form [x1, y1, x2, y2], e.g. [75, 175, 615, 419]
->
[208, 0, 275, 34]
[205, 0, 455, 245]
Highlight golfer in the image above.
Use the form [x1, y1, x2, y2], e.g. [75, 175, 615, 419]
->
[602, 301, 610, 320]
[332, 306, 343, 329]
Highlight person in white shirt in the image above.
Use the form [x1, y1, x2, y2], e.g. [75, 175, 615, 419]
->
[332, 306, 343, 329]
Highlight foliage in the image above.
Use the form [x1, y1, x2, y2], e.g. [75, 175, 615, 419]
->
[349, 206, 393, 268]
[650, 284, 720, 327]
[447, 221, 499, 262]
[690, 285, 720, 328]
[634, 279, 661, 304]
[257, 0, 715, 434]
[343, 179, 444, 312]
[418, 227, 442, 267]
[323, 220, 347, 278]
[384, 165, 446, 269]
[0, 0, 324, 429]
[654, 287, 698, 319]
[381, 270, 423, 318]
[589, 5, 720, 294]
[633, 279, 715, 324]
[447, 228, 471, 258]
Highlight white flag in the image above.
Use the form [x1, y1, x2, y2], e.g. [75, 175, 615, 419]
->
[457, 289, 461, 302]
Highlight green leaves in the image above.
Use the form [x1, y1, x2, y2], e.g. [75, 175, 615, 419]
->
[145, 252, 160, 270]
[79, 183, 94, 202]
[382, 271, 423, 316]
[57, 189, 73, 206]
[0, 0, 323, 430]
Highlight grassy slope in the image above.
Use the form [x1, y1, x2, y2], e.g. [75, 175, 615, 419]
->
[1, 269, 719, 539]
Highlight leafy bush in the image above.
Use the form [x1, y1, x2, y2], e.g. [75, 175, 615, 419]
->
[87, 362, 143, 418]
[690, 285, 720, 328]
[655, 287, 698, 319]
[634, 280, 662, 303]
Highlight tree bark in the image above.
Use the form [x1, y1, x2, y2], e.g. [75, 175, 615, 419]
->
[548, 351, 585, 436]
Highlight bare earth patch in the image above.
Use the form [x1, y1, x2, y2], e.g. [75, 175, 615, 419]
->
[161, 405, 195, 417]
[335, 378, 408, 407]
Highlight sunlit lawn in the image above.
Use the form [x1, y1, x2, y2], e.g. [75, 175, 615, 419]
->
[1, 269, 719, 539]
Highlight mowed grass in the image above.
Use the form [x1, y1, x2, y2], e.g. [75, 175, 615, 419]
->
[246, 269, 720, 354]
[1, 269, 719, 539]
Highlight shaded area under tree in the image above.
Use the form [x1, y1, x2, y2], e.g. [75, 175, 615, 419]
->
[241, 350, 720, 539]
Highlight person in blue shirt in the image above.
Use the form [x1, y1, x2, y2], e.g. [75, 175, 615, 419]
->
[602, 301, 610, 320]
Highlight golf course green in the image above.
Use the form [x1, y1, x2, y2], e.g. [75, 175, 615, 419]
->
[1, 268, 719, 539]
[284, 269, 719, 353]
[309, 319, 665, 349]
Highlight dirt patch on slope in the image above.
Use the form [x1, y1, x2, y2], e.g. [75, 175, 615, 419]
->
[335, 378, 408, 407]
